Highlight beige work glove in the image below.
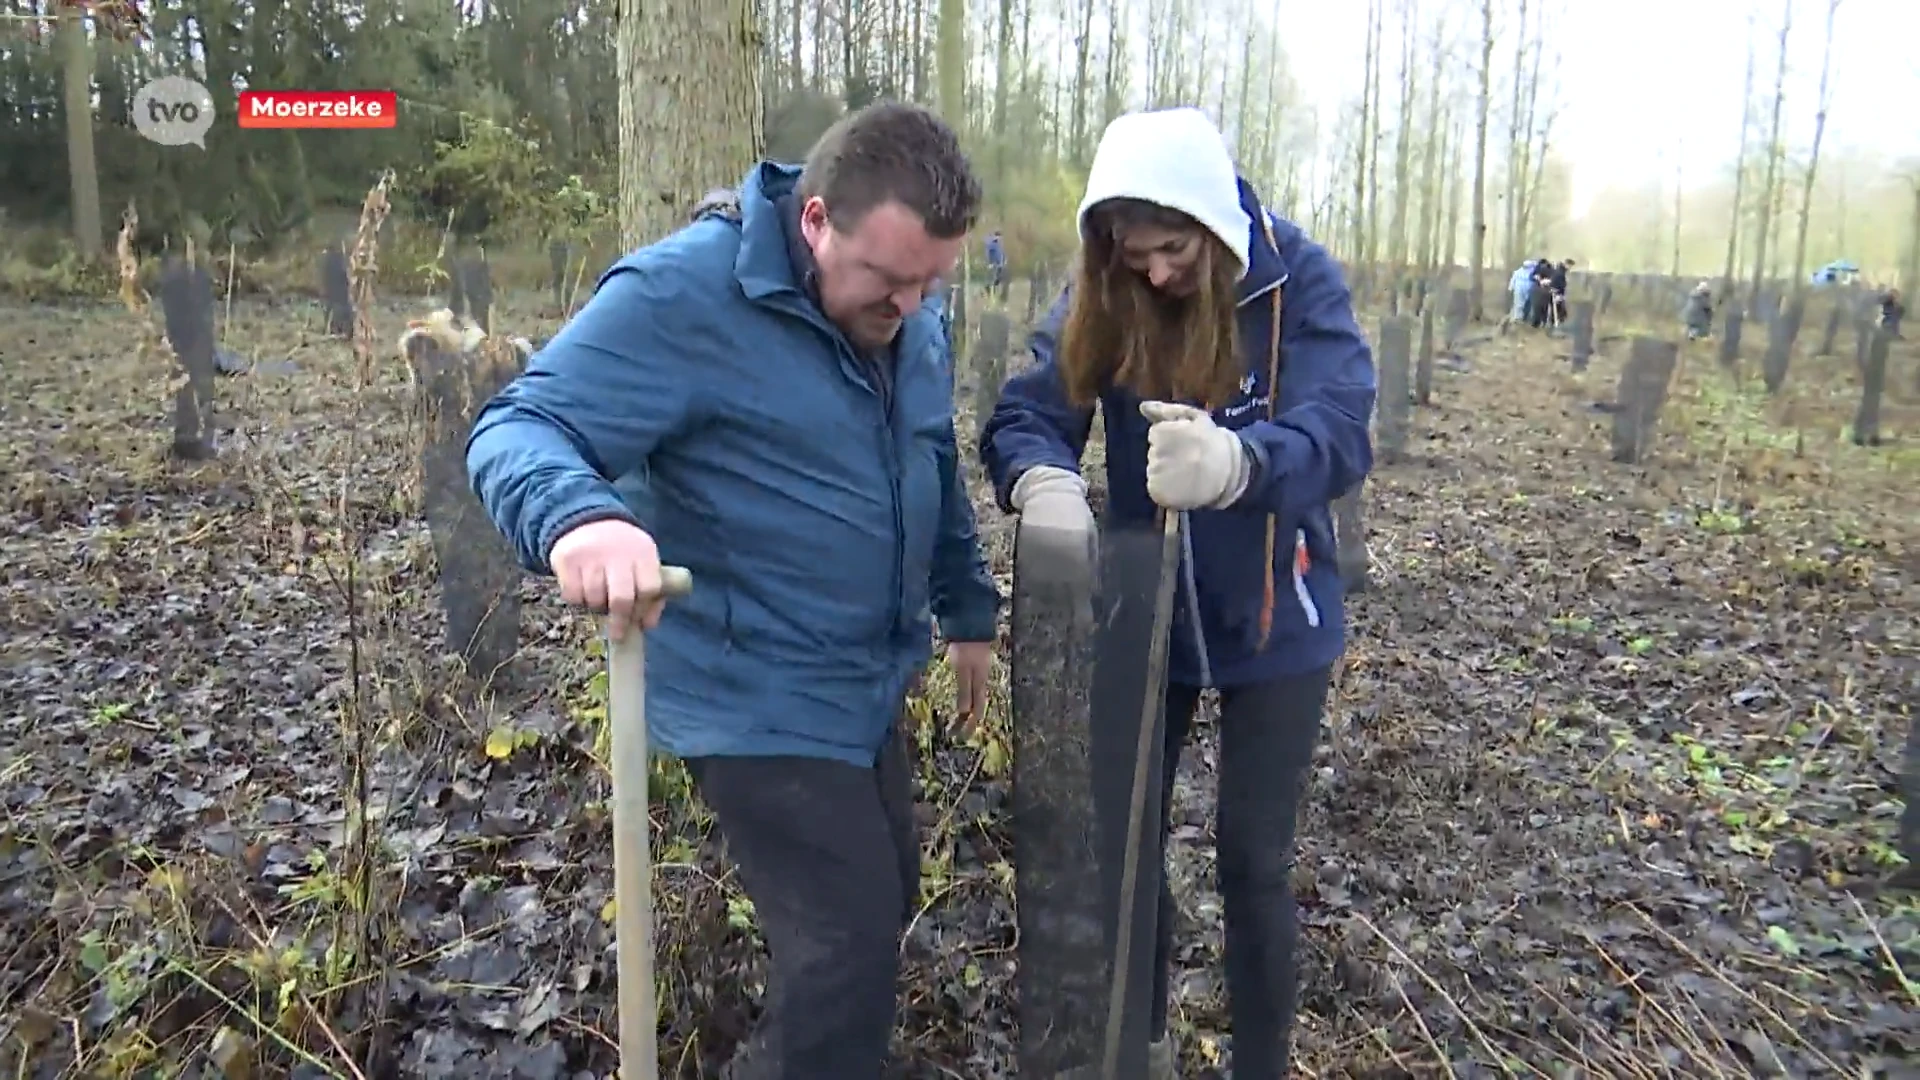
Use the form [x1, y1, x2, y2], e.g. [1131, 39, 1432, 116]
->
[1139, 401, 1251, 510]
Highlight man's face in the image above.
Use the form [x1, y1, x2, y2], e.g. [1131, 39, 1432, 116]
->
[1117, 223, 1205, 297]
[801, 196, 961, 350]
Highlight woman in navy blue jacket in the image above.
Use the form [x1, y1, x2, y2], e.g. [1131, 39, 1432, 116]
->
[980, 106, 1376, 1079]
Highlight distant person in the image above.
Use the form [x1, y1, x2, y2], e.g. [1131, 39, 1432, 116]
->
[1547, 259, 1571, 325]
[923, 279, 956, 351]
[985, 229, 1007, 294]
[1880, 287, 1904, 337]
[1506, 259, 1536, 326]
[467, 103, 999, 1079]
[1527, 256, 1554, 328]
[1682, 281, 1714, 339]
[982, 106, 1375, 1080]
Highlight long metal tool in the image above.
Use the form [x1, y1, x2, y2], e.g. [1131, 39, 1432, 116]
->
[1176, 510, 1212, 689]
[1099, 511, 1184, 1079]
[606, 564, 694, 1080]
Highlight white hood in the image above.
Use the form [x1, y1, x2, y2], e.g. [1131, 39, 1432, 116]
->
[1078, 107, 1253, 280]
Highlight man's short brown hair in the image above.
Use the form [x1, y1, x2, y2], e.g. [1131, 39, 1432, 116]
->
[797, 103, 981, 239]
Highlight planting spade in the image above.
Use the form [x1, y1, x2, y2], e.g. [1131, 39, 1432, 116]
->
[606, 564, 693, 1080]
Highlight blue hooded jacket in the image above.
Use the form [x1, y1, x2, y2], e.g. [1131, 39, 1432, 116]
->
[980, 178, 1375, 688]
[467, 163, 1000, 765]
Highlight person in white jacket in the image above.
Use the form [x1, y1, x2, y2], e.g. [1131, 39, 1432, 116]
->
[1507, 259, 1537, 326]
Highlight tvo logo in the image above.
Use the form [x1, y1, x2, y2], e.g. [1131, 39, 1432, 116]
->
[132, 75, 216, 148]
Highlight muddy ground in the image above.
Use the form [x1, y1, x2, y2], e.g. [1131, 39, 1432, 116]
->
[0, 286, 1913, 1079]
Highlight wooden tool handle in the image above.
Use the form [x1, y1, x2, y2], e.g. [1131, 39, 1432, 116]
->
[607, 563, 689, 1080]
[658, 565, 692, 598]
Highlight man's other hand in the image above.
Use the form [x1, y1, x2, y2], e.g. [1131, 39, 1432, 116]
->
[550, 519, 666, 640]
[947, 641, 993, 730]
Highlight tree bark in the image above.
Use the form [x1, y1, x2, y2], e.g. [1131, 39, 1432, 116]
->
[59, 7, 102, 259]
[616, 0, 763, 249]
[1467, 0, 1493, 318]
[1501, 0, 1528, 267]
[1719, 14, 1757, 294]
[1788, 0, 1840, 294]
[1745, 0, 1792, 310]
[936, 0, 965, 127]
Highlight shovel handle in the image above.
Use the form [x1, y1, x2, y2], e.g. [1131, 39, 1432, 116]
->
[607, 564, 692, 1080]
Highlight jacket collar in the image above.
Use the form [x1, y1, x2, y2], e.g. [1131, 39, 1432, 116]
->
[734, 162, 810, 302]
[1234, 176, 1288, 307]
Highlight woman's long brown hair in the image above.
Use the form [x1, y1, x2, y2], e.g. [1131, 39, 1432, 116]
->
[1057, 198, 1244, 410]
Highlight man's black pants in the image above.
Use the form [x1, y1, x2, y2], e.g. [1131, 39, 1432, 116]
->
[686, 725, 918, 1080]
[1528, 289, 1551, 327]
[1148, 666, 1330, 1080]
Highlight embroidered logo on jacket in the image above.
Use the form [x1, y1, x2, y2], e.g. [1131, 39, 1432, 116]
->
[1223, 370, 1265, 419]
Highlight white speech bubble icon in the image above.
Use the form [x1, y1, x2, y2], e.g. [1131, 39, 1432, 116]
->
[132, 75, 216, 148]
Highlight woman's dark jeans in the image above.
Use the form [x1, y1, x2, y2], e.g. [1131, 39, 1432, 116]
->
[1149, 666, 1330, 1079]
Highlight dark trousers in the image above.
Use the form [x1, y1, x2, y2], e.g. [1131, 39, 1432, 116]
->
[1149, 667, 1330, 1079]
[1527, 288, 1551, 327]
[686, 724, 919, 1080]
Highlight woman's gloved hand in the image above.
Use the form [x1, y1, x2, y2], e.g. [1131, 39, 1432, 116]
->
[1010, 465, 1095, 534]
[1139, 401, 1251, 510]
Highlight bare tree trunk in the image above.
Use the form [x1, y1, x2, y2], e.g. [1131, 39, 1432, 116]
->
[1234, 0, 1258, 165]
[1520, 104, 1555, 253]
[1467, 0, 1493, 318]
[1352, 0, 1377, 268]
[1902, 180, 1920, 305]
[1512, 18, 1545, 253]
[1363, 0, 1385, 271]
[817, 0, 833, 89]
[1789, 0, 1841, 293]
[784, 0, 802, 94]
[936, 0, 965, 126]
[59, 7, 102, 259]
[911, 0, 928, 100]
[1746, 0, 1792, 309]
[1501, 0, 1528, 267]
[616, 0, 762, 248]
[1719, 14, 1757, 295]
[1444, 115, 1463, 273]
[1671, 159, 1684, 277]
[1387, 0, 1417, 270]
[1016, 0, 1034, 145]
[1415, 18, 1448, 273]
[992, 0, 1015, 208]
[1068, 0, 1096, 164]
[1102, 0, 1126, 130]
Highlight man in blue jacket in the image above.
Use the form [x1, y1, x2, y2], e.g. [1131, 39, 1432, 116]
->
[985, 229, 1007, 294]
[467, 103, 1000, 1079]
[981, 107, 1374, 1080]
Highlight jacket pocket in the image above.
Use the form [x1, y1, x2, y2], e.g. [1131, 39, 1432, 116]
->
[1187, 508, 1336, 664]
[1289, 528, 1322, 629]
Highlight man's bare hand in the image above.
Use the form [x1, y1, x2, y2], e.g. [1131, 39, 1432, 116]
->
[549, 518, 666, 640]
[947, 640, 993, 731]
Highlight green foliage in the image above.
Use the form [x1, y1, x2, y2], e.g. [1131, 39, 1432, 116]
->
[405, 114, 551, 238]
[396, 113, 617, 247]
[0, 229, 119, 301]
[541, 174, 612, 245]
[974, 144, 1088, 276]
